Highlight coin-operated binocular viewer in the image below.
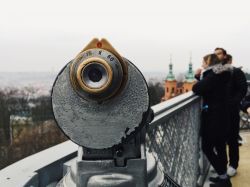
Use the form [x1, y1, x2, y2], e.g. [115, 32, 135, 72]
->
[52, 39, 162, 187]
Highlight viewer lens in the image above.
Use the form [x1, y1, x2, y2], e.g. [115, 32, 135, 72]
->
[88, 68, 102, 82]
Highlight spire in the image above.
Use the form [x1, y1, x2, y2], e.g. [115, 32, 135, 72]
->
[166, 54, 175, 81]
[189, 52, 192, 64]
[188, 52, 193, 72]
[185, 52, 195, 82]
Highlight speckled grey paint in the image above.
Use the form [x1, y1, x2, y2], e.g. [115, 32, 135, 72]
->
[52, 59, 149, 149]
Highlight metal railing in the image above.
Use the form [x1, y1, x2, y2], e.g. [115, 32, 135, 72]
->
[146, 92, 209, 187]
[0, 92, 209, 187]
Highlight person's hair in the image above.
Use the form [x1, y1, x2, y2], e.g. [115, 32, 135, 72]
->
[226, 54, 232, 62]
[203, 54, 221, 66]
[214, 47, 227, 56]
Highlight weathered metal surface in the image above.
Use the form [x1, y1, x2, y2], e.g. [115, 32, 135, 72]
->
[52, 58, 149, 149]
[60, 159, 147, 187]
[58, 152, 164, 187]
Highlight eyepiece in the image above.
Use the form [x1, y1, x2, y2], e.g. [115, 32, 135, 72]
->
[74, 57, 113, 95]
[70, 49, 127, 101]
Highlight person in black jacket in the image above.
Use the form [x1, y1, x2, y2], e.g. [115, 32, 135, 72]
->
[214, 49, 247, 177]
[192, 54, 232, 187]
[241, 95, 250, 114]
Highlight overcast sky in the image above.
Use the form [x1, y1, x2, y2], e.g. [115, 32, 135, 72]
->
[1, 0, 250, 74]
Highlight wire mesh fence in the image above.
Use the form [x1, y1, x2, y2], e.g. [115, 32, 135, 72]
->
[146, 94, 210, 187]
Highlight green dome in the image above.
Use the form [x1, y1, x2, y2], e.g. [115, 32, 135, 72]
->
[185, 62, 195, 82]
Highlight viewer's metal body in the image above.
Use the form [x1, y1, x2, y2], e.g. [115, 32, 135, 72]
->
[51, 39, 161, 187]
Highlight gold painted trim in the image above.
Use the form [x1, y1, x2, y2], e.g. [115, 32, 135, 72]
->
[69, 38, 128, 101]
[75, 38, 128, 81]
[76, 57, 113, 94]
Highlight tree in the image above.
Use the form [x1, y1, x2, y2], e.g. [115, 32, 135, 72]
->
[245, 72, 250, 80]
[148, 81, 165, 106]
[31, 96, 54, 122]
[0, 90, 11, 145]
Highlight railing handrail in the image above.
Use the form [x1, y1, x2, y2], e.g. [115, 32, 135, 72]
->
[151, 91, 200, 125]
[152, 92, 196, 115]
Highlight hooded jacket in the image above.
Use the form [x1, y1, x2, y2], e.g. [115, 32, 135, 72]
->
[192, 63, 232, 140]
[228, 67, 247, 110]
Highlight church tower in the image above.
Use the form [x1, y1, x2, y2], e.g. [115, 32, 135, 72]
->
[162, 55, 177, 101]
[183, 54, 196, 92]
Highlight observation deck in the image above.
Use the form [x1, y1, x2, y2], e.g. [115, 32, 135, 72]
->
[1, 82, 250, 187]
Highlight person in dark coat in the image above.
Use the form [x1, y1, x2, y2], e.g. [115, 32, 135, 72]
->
[241, 95, 250, 114]
[215, 48, 248, 177]
[192, 54, 232, 187]
[225, 54, 247, 176]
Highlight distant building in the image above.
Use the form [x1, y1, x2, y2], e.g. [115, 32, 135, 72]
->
[162, 56, 196, 101]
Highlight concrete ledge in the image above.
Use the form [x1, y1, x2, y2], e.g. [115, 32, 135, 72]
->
[0, 141, 78, 187]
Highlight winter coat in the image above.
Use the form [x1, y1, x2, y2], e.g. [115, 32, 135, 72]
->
[228, 67, 247, 111]
[192, 63, 232, 141]
[241, 95, 250, 113]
